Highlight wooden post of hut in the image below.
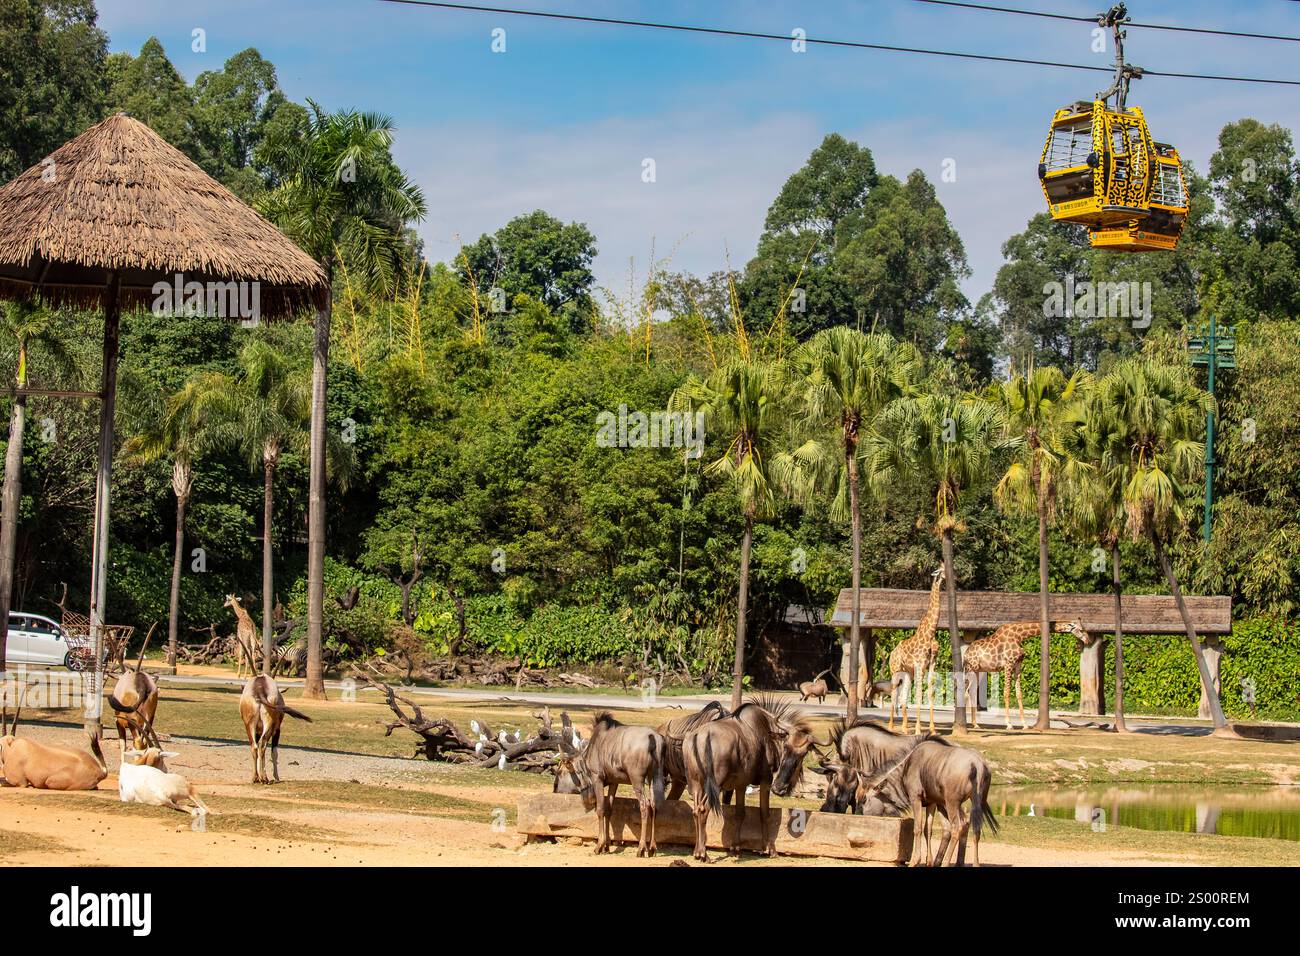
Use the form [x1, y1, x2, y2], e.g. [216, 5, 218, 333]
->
[0, 114, 328, 735]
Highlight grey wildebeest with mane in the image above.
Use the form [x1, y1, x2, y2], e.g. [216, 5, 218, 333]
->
[683, 694, 813, 861]
[554, 711, 666, 857]
[823, 734, 998, 866]
[654, 700, 728, 800]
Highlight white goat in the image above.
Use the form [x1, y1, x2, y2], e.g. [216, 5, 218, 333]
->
[118, 748, 208, 816]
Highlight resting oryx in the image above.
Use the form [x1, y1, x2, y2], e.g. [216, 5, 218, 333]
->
[239, 674, 312, 784]
[118, 747, 208, 816]
[0, 690, 108, 790]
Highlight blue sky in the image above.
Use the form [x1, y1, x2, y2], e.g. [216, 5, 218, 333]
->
[97, 0, 1300, 309]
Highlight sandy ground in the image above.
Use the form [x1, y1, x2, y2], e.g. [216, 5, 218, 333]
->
[0, 720, 1255, 867]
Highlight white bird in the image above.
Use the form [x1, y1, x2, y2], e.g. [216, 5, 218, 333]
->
[497, 753, 507, 770]
[470, 720, 481, 734]
[498, 730, 509, 745]
[1028, 804, 1036, 817]
[572, 730, 581, 746]
[475, 741, 484, 754]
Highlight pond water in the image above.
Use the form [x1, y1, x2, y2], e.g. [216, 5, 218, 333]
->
[990, 785, 1300, 842]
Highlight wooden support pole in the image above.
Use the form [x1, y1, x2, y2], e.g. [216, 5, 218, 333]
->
[85, 272, 120, 739]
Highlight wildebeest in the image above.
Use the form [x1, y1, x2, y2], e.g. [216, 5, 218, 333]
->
[239, 674, 312, 784]
[108, 624, 161, 756]
[682, 695, 810, 861]
[553, 711, 665, 857]
[654, 700, 728, 800]
[825, 736, 998, 866]
[0, 690, 108, 790]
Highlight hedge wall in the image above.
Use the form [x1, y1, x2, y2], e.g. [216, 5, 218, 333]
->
[872, 616, 1299, 721]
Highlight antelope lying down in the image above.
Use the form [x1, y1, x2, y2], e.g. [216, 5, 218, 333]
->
[0, 697, 108, 790]
[118, 747, 208, 816]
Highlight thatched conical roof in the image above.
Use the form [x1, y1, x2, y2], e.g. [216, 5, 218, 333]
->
[0, 113, 327, 318]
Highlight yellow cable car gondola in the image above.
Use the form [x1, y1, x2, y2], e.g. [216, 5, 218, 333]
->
[1089, 142, 1189, 251]
[1038, 98, 1153, 228]
[1036, 4, 1183, 251]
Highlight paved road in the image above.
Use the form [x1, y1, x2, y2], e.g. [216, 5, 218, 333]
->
[154, 671, 1215, 734]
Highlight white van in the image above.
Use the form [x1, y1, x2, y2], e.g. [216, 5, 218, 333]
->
[4, 612, 87, 670]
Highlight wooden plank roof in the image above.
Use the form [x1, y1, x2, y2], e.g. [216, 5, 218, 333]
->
[829, 589, 1232, 634]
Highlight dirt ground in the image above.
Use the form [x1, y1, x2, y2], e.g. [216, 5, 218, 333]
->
[3, 680, 1297, 867]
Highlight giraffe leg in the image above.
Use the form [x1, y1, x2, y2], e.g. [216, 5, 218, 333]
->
[927, 664, 936, 734]
[1016, 667, 1027, 730]
[1003, 665, 1013, 729]
[887, 675, 897, 730]
[968, 670, 979, 729]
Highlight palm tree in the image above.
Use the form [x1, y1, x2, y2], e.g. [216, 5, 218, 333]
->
[0, 300, 76, 672]
[865, 390, 1000, 734]
[779, 328, 919, 719]
[257, 102, 426, 698]
[1065, 393, 1130, 732]
[988, 363, 1089, 730]
[123, 373, 228, 674]
[1093, 356, 1230, 733]
[672, 359, 790, 709]
[208, 339, 351, 668]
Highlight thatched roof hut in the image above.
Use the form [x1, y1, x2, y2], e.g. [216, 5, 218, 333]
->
[0, 113, 327, 316]
[0, 114, 328, 720]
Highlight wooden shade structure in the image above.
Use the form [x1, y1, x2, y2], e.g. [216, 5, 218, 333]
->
[829, 588, 1232, 634]
[0, 114, 327, 734]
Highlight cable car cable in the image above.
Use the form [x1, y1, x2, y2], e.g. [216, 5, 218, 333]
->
[910, 0, 1300, 44]
[377, 0, 1300, 85]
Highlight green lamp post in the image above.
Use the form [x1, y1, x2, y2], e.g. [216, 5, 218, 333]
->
[1187, 315, 1236, 542]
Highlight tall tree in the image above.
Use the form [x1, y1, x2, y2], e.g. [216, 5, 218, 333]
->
[103, 38, 195, 154]
[0, 300, 75, 671]
[457, 210, 597, 315]
[122, 373, 227, 674]
[1095, 356, 1230, 732]
[257, 101, 425, 698]
[865, 390, 1000, 733]
[0, 0, 107, 181]
[989, 362, 1089, 730]
[672, 359, 790, 709]
[208, 340, 330, 665]
[780, 328, 919, 719]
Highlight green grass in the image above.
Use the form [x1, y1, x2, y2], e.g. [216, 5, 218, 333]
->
[0, 827, 70, 856]
[990, 814, 1300, 866]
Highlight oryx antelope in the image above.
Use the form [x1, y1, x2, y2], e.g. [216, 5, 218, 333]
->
[239, 674, 312, 784]
[0, 691, 108, 790]
[108, 621, 161, 756]
[118, 747, 208, 816]
[554, 712, 665, 857]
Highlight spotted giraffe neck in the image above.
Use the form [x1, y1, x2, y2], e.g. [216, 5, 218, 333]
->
[915, 573, 943, 641]
[231, 599, 254, 631]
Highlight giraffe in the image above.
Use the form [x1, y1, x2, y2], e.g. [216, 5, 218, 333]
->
[888, 566, 944, 734]
[224, 594, 259, 679]
[960, 619, 1078, 729]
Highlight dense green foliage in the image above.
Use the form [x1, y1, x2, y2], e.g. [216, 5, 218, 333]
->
[0, 3, 1295, 719]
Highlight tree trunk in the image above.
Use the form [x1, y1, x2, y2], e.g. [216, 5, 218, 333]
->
[730, 514, 753, 711]
[943, 527, 965, 734]
[304, 297, 331, 700]
[1197, 638, 1224, 721]
[1150, 532, 1228, 731]
[1033, 467, 1052, 730]
[87, 273, 121, 740]
[846, 452, 862, 721]
[261, 454, 275, 670]
[1078, 634, 1106, 715]
[167, 490, 187, 675]
[1111, 543, 1128, 733]
[0, 387, 27, 675]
